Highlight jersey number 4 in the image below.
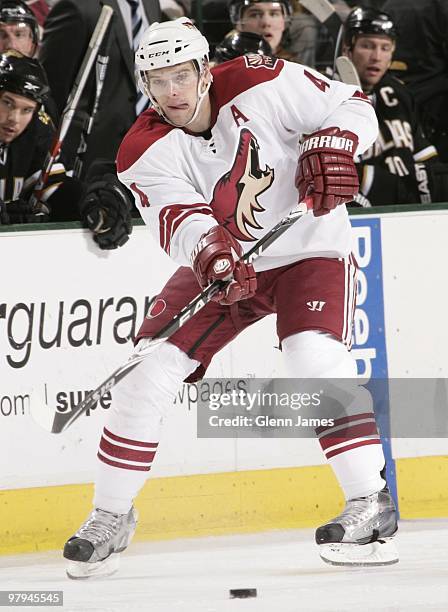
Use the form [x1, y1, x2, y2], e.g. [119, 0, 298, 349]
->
[304, 69, 329, 93]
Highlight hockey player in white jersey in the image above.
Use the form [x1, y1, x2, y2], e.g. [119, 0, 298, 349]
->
[62, 17, 398, 578]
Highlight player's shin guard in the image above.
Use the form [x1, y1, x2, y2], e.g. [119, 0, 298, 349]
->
[282, 331, 398, 565]
[315, 393, 398, 565]
[64, 342, 199, 578]
[93, 341, 199, 514]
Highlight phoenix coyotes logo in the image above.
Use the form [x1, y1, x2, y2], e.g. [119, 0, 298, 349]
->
[211, 128, 274, 241]
[244, 53, 278, 70]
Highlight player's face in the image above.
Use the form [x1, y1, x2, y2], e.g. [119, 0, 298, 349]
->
[348, 35, 395, 91]
[146, 61, 211, 130]
[0, 22, 35, 56]
[0, 91, 37, 143]
[238, 3, 285, 54]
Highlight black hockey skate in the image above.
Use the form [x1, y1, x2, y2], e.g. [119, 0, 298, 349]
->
[315, 486, 398, 566]
[63, 506, 137, 579]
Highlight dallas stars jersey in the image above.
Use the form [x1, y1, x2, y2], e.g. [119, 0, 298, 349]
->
[356, 73, 438, 206]
[117, 55, 377, 271]
[0, 109, 65, 205]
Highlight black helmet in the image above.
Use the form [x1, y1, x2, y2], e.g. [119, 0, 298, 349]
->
[214, 31, 272, 63]
[0, 0, 39, 46]
[343, 7, 397, 49]
[228, 0, 292, 25]
[0, 51, 49, 103]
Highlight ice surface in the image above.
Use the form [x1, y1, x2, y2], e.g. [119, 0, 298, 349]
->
[1, 520, 447, 612]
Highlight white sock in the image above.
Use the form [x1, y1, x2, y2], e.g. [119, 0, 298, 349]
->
[282, 331, 385, 499]
[94, 341, 199, 514]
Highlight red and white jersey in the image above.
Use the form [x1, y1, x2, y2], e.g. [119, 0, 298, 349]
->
[117, 55, 377, 271]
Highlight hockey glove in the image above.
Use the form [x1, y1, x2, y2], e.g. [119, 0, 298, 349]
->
[80, 174, 133, 250]
[3, 198, 49, 224]
[191, 225, 257, 306]
[296, 127, 359, 216]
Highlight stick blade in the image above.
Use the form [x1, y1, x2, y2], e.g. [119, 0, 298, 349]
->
[29, 400, 64, 434]
[335, 56, 361, 86]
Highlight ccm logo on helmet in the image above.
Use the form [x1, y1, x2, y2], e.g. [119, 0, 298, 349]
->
[147, 50, 170, 58]
[299, 135, 356, 154]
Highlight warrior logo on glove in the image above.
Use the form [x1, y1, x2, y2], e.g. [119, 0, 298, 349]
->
[296, 127, 360, 217]
[299, 133, 356, 155]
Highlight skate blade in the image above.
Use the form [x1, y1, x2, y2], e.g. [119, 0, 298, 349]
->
[319, 538, 399, 567]
[66, 553, 120, 579]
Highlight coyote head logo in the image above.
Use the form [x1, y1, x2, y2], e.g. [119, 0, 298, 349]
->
[211, 128, 274, 241]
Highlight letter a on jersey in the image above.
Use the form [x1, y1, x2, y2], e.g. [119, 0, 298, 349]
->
[210, 128, 274, 241]
[230, 104, 249, 127]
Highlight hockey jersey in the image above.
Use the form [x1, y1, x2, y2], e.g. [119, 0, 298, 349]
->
[0, 108, 66, 205]
[117, 55, 377, 271]
[356, 73, 438, 206]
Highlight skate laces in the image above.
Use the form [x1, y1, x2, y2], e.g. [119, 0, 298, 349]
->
[76, 508, 122, 545]
[335, 493, 378, 528]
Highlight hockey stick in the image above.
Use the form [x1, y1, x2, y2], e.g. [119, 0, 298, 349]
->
[299, 1, 361, 87]
[29, 5, 114, 211]
[335, 56, 360, 86]
[31, 197, 313, 434]
[300, 0, 345, 43]
[299, 0, 350, 74]
[73, 10, 115, 179]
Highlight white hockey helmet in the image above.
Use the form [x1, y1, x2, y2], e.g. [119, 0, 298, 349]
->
[136, 18, 209, 73]
[136, 18, 211, 127]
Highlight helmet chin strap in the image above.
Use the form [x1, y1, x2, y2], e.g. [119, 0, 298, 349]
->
[148, 69, 212, 129]
[183, 77, 212, 127]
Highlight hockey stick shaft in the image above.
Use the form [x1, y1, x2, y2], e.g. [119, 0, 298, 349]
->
[73, 11, 115, 179]
[300, 0, 344, 41]
[300, 0, 351, 73]
[335, 56, 360, 87]
[29, 5, 114, 208]
[299, 1, 361, 86]
[45, 198, 313, 433]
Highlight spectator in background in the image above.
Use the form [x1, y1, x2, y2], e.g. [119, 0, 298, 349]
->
[39, 0, 161, 180]
[228, 0, 294, 59]
[342, 6, 448, 207]
[0, 0, 39, 57]
[0, 1, 58, 124]
[0, 51, 134, 250]
[0, 51, 81, 223]
[382, 0, 448, 161]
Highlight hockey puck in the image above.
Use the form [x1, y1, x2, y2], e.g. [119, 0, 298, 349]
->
[229, 588, 257, 599]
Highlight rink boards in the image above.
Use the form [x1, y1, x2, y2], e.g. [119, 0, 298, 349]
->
[1, 207, 447, 554]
